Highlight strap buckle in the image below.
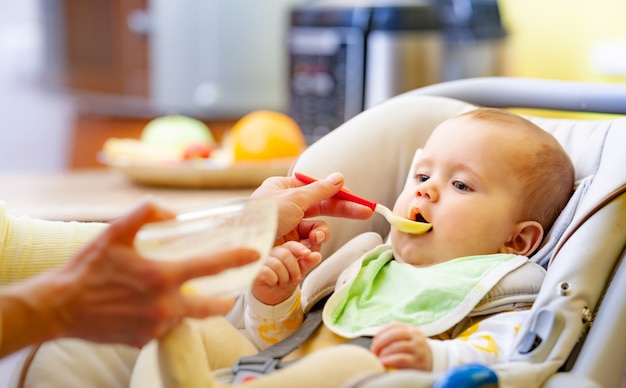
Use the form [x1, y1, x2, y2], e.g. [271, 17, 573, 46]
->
[232, 356, 281, 383]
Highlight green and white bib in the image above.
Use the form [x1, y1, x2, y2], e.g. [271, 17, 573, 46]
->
[323, 246, 527, 338]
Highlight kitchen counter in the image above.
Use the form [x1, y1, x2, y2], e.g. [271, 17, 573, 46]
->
[0, 169, 254, 222]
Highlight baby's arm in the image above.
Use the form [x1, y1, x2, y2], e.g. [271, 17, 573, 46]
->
[243, 241, 322, 350]
[427, 310, 528, 373]
[252, 241, 322, 306]
[371, 310, 528, 372]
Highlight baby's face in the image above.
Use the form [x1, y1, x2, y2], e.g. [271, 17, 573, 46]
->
[390, 115, 530, 266]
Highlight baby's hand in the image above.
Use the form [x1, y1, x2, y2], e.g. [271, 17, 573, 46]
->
[370, 321, 433, 371]
[252, 241, 322, 306]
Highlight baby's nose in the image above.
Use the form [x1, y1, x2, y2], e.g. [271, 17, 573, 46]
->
[416, 190, 430, 199]
[415, 185, 439, 201]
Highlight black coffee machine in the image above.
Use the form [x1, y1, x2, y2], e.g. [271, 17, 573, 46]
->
[287, 0, 506, 144]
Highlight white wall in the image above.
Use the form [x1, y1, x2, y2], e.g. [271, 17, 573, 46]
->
[0, 0, 73, 172]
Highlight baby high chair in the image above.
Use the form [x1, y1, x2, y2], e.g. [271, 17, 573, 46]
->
[138, 77, 626, 388]
[8, 77, 626, 388]
[287, 77, 626, 387]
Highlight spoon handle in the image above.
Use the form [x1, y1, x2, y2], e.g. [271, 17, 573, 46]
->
[294, 172, 377, 211]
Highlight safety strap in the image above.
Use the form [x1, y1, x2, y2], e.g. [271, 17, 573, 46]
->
[231, 296, 327, 382]
[231, 296, 372, 383]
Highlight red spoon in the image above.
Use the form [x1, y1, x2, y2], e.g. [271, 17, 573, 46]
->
[295, 172, 431, 234]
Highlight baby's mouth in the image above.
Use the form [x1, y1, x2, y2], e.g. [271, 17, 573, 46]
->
[415, 214, 428, 223]
[410, 209, 432, 231]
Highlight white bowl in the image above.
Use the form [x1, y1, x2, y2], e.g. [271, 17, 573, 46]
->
[135, 196, 278, 297]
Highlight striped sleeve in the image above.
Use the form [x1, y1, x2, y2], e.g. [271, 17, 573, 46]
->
[0, 202, 108, 284]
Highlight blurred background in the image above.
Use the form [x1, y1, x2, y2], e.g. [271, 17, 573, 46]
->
[1, 0, 625, 172]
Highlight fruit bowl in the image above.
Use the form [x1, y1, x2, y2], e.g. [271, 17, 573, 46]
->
[99, 151, 294, 188]
[134, 197, 278, 297]
[99, 110, 306, 188]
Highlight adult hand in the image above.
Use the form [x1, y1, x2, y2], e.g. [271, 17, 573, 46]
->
[0, 200, 259, 357]
[252, 172, 373, 247]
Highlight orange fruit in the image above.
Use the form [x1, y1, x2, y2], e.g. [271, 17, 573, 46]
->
[226, 110, 306, 161]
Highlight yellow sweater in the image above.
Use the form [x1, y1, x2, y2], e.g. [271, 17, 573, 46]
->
[0, 202, 107, 352]
[0, 202, 107, 284]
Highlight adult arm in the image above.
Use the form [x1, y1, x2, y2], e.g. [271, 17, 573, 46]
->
[0, 202, 107, 284]
[0, 200, 259, 358]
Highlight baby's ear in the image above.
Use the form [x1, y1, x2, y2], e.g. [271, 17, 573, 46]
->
[500, 221, 544, 256]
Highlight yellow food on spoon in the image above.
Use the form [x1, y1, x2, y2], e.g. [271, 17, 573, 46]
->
[225, 110, 306, 161]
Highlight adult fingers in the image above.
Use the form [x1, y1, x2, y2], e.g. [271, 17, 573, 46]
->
[289, 172, 345, 211]
[251, 173, 315, 197]
[255, 173, 372, 239]
[295, 220, 329, 252]
[157, 248, 260, 286]
[263, 173, 344, 237]
[180, 295, 239, 319]
[304, 198, 374, 220]
[298, 220, 330, 245]
[107, 199, 176, 245]
[287, 173, 373, 219]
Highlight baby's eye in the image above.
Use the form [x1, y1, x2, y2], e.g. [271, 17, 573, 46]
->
[453, 181, 472, 192]
[415, 174, 429, 183]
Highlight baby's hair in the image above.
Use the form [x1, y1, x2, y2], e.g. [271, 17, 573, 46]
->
[459, 108, 575, 233]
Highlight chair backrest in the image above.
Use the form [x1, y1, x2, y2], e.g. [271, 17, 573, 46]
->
[291, 94, 475, 259]
[291, 77, 626, 387]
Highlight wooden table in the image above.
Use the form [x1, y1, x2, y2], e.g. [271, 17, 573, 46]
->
[0, 169, 254, 222]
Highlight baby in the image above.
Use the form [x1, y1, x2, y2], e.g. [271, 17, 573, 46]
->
[134, 107, 575, 387]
